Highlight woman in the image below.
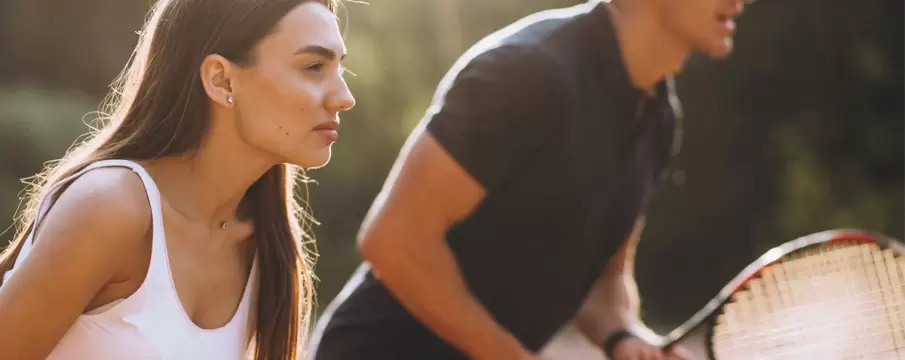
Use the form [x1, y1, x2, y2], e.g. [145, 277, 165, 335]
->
[0, 0, 353, 359]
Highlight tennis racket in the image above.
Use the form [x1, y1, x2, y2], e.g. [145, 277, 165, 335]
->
[657, 228, 905, 360]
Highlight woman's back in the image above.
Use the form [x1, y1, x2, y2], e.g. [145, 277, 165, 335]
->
[0, 160, 258, 360]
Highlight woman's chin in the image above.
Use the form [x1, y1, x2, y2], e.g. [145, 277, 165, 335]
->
[295, 150, 332, 170]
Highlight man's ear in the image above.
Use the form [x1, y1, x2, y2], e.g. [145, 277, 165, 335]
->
[200, 54, 236, 107]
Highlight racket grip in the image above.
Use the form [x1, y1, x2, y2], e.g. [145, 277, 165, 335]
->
[661, 339, 680, 352]
[602, 330, 634, 359]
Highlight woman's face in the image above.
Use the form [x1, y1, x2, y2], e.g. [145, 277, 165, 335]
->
[227, 2, 354, 169]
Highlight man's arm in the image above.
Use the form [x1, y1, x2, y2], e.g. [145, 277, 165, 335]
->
[572, 218, 660, 347]
[357, 46, 568, 360]
[358, 132, 533, 360]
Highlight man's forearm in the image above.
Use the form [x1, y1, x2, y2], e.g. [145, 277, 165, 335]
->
[573, 218, 657, 345]
[573, 267, 647, 345]
[361, 235, 530, 360]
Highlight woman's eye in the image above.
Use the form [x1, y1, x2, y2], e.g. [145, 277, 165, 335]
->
[305, 63, 324, 72]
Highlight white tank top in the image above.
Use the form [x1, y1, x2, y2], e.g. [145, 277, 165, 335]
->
[2, 159, 259, 360]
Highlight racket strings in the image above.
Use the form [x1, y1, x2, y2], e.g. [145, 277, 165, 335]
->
[764, 243, 898, 353]
[710, 242, 905, 360]
[715, 287, 905, 338]
[714, 298, 904, 349]
[756, 243, 905, 358]
[713, 256, 900, 358]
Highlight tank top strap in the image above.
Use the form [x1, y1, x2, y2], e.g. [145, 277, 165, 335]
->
[12, 159, 166, 274]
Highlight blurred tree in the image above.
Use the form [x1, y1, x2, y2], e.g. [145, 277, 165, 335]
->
[0, 0, 900, 336]
[0, 85, 96, 239]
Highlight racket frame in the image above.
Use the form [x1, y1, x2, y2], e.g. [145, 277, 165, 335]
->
[655, 228, 905, 355]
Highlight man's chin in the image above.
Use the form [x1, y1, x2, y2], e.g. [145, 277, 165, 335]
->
[703, 37, 734, 59]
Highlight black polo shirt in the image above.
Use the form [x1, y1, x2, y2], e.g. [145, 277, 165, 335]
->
[312, 1, 682, 358]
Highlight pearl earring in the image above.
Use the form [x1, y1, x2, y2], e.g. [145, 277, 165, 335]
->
[226, 96, 234, 104]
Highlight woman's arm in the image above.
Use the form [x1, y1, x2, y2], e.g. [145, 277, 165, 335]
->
[0, 168, 152, 360]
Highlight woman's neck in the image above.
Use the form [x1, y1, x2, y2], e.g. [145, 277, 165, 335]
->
[144, 132, 276, 229]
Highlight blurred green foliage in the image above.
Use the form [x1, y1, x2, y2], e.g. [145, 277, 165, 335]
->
[0, 0, 901, 333]
[0, 86, 97, 233]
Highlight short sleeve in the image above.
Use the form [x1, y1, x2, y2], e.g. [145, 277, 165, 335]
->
[424, 45, 572, 191]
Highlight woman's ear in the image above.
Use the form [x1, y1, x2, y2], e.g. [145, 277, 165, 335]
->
[200, 54, 236, 107]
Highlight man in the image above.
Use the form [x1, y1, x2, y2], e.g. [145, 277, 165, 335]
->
[309, 0, 745, 358]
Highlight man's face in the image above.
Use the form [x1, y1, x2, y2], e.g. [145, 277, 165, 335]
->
[657, 0, 746, 58]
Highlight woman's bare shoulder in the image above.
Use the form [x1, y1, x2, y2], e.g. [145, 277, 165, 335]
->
[35, 166, 154, 252]
[0, 166, 155, 359]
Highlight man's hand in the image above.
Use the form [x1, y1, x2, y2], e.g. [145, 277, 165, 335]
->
[611, 337, 692, 360]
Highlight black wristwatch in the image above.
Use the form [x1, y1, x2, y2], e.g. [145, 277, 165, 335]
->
[603, 330, 636, 360]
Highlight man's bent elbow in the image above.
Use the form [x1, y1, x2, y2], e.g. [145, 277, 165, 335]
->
[356, 227, 384, 263]
[356, 222, 406, 267]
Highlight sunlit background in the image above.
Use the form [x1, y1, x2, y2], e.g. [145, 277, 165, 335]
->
[0, 0, 901, 356]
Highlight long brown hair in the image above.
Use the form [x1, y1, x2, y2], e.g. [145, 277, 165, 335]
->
[0, 0, 337, 358]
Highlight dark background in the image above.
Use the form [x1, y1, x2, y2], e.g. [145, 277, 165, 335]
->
[0, 0, 901, 348]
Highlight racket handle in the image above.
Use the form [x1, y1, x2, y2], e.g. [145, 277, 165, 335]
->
[658, 320, 714, 360]
[602, 330, 634, 359]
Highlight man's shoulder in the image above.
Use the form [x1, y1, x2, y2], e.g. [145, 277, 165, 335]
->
[434, 2, 597, 89]
[482, 3, 589, 54]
